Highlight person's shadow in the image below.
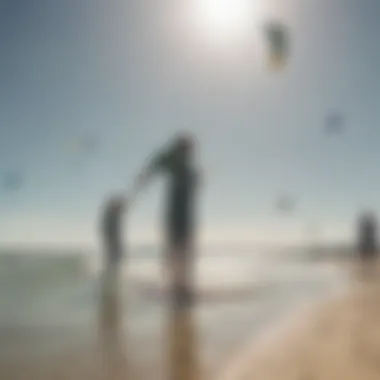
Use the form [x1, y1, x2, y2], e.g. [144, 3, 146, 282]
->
[167, 308, 201, 380]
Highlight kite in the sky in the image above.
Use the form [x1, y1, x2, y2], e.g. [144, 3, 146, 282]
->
[324, 111, 345, 135]
[63, 132, 100, 165]
[264, 21, 290, 69]
[3, 170, 23, 192]
[275, 194, 297, 214]
[79, 134, 99, 155]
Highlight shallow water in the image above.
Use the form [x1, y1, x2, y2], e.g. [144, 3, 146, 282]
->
[0, 248, 348, 325]
[0, 248, 350, 379]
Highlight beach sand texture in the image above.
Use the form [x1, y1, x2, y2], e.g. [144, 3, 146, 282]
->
[219, 268, 380, 380]
[0, 252, 353, 380]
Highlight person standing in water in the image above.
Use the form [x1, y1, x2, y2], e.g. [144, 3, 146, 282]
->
[100, 194, 127, 292]
[129, 133, 200, 309]
[98, 194, 126, 356]
[357, 211, 378, 275]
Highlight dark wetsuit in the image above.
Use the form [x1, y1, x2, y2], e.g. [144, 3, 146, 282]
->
[101, 202, 123, 266]
[151, 148, 198, 253]
[358, 216, 378, 261]
[149, 146, 198, 308]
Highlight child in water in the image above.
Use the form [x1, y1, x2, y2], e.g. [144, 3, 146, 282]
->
[357, 211, 378, 268]
[100, 194, 126, 293]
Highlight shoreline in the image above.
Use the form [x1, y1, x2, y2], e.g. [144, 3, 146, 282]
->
[0, 254, 351, 380]
[217, 285, 350, 380]
[217, 271, 380, 380]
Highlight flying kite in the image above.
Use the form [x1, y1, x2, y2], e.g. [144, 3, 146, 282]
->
[79, 134, 99, 154]
[275, 194, 297, 214]
[63, 132, 100, 167]
[3, 170, 24, 192]
[264, 21, 290, 69]
[324, 111, 345, 135]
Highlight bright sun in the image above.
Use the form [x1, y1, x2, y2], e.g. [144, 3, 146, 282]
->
[194, 0, 256, 40]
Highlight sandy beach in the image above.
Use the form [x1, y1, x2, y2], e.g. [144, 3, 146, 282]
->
[219, 263, 380, 380]
[0, 250, 350, 380]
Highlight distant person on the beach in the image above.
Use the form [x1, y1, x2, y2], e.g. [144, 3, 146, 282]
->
[129, 133, 200, 308]
[100, 194, 126, 288]
[357, 211, 378, 263]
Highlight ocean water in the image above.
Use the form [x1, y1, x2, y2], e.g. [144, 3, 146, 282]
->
[0, 246, 351, 367]
[0, 247, 348, 323]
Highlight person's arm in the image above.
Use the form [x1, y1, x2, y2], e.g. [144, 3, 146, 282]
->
[128, 165, 154, 202]
[128, 150, 169, 204]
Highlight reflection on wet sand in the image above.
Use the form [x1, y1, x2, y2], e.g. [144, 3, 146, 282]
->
[167, 308, 201, 380]
[98, 274, 129, 380]
[0, 255, 352, 380]
[99, 275, 122, 340]
[98, 274, 202, 380]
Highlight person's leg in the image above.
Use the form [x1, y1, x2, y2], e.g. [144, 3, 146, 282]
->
[181, 238, 195, 305]
[357, 245, 377, 282]
[166, 218, 195, 308]
[166, 243, 183, 308]
[164, 241, 188, 309]
[172, 238, 195, 308]
[103, 240, 122, 297]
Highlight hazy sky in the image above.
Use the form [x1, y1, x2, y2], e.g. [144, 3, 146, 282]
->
[1, 0, 380, 246]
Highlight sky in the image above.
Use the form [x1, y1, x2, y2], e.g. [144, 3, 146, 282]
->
[1, 0, 380, 246]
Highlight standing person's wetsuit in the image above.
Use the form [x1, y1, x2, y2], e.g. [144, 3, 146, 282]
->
[130, 134, 200, 309]
[101, 195, 126, 278]
[99, 195, 125, 338]
[357, 212, 378, 263]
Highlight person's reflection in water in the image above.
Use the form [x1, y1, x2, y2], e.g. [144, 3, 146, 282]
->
[98, 271, 129, 379]
[167, 309, 200, 380]
[99, 276, 121, 344]
[96, 193, 129, 376]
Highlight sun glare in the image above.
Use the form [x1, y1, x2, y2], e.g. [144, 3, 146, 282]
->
[194, 0, 257, 40]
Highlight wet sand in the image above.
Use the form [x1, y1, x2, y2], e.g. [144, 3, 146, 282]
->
[0, 260, 349, 380]
[219, 263, 380, 380]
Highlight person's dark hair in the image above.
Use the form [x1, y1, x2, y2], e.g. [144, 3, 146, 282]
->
[172, 132, 195, 160]
[108, 194, 125, 211]
[359, 211, 377, 229]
